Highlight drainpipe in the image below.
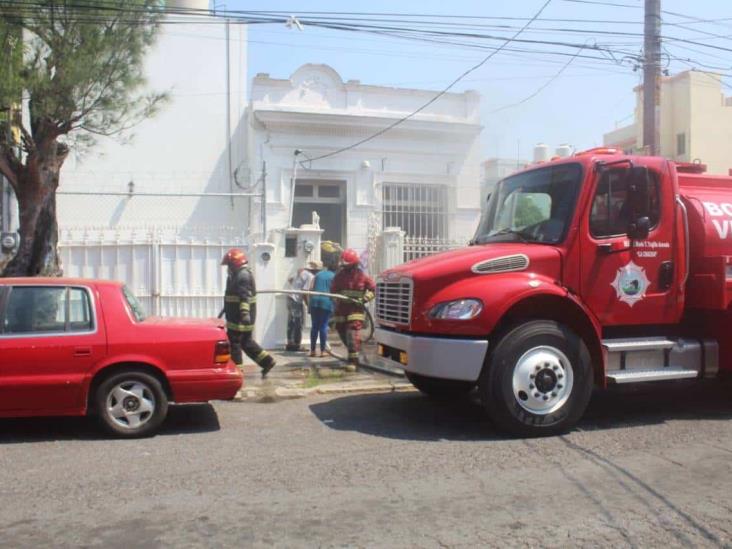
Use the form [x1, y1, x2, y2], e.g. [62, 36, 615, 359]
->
[287, 149, 302, 228]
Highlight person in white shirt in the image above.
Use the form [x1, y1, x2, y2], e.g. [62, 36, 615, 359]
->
[285, 262, 317, 351]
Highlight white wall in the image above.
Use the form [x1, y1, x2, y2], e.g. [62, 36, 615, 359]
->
[58, 16, 249, 237]
[249, 64, 483, 262]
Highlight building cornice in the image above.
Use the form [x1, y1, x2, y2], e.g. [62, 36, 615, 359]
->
[253, 108, 482, 136]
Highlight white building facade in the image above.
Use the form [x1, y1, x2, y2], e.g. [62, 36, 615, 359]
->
[247, 64, 483, 267]
[54, 5, 249, 317]
[221, 64, 482, 348]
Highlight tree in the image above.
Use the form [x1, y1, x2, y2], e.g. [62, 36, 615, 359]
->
[515, 194, 548, 229]
[0, 0, 167, 276]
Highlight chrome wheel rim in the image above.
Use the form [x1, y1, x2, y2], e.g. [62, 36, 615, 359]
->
[512, 345, 574, 415]
[106, 381, 156, 430]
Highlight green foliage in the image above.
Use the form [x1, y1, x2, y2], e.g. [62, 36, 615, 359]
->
[0, 23, 22, 111]
[0, 0, 167, 155]
[0, 1, 168, 276]
[514, 194, 549, 229]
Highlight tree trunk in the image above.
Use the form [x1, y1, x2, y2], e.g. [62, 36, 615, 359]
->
[2, 139, 65, 277]
[3, 185, 61, 277]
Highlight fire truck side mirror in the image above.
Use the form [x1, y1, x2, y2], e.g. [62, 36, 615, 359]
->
[628, 216, 651, 240]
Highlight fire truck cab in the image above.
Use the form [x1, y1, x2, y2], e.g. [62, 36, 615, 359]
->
[375, 149, 731, 436]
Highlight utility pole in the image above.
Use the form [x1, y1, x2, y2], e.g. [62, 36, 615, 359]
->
[225, 17, 233, 207]
[643, 0, 662, 156]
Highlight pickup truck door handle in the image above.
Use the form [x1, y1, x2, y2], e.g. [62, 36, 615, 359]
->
[74, 347, 92, 357]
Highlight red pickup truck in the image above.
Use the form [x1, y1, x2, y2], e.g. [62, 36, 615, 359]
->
[0, 278, 243, 437]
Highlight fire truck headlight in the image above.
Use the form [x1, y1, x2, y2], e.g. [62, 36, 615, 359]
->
[429, 299, 483, 320]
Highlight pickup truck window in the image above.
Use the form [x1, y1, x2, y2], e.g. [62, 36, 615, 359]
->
[474, 163, 582, 245]
[122, 285, 147, 322]
[2, 286, 93, 334]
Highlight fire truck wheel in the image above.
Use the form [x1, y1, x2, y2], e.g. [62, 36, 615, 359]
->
[479, 320, 593, 437]
[405, 372, 475, 399]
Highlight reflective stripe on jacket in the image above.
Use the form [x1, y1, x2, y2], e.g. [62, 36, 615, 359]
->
[331, 265, 375, 323]
[224, 266, 257, 330]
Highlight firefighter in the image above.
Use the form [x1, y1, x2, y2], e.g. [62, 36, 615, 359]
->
[331, 248, 375, 372]
[221, 248, 276, 378]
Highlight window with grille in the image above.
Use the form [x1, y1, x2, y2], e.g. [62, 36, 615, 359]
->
[381, 183, 448, 238]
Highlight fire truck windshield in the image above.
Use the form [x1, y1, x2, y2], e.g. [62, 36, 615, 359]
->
[473, 162, 583, 245]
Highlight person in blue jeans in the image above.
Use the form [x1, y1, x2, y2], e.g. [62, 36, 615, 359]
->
[308, 262, 335, 357]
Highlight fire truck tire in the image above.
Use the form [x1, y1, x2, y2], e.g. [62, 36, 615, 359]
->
[405, 372, 475, 399]
[479, 320, 593, 437]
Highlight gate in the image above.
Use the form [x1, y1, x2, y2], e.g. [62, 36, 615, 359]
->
[58, 227, 247, 318]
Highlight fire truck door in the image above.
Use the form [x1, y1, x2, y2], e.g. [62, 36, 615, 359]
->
[579, 166, 679, 326]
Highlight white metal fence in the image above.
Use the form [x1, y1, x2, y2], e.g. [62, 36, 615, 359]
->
[58, 227, 246, 318]
[403, 236, 464, 262]
[379, 182, 466, 263]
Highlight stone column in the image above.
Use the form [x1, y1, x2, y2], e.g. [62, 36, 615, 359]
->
[379, 227, 405, 273]
[251, 242, 279, 348]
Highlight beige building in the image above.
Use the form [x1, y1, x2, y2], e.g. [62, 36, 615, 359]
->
[604, 70, 732, 175]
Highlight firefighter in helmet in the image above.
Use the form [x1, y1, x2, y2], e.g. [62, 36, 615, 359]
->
[221, 248, 276, 378]
[331, 248, 375, 371]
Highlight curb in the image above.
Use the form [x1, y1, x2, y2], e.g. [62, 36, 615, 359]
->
[234, 382, 416, 402]
[315, 382, 414, 395]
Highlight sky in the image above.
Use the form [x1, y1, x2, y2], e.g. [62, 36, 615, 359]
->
[224, 0, 732, 162]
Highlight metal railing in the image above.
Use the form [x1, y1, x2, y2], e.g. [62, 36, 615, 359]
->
[403, 236, 464, 262]
[381, 183, 449, 241]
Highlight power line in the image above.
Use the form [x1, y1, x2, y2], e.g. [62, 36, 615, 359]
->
[7, 0, 726, 60]
[4, 1, 728, 91]
[561, 0, 642, 8]
[301, 0, 554, 166]
[489, 43, 587, 113]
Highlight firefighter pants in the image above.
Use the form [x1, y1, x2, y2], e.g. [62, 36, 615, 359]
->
[336, 320, 362, 364]
[227, 329, 274, 370]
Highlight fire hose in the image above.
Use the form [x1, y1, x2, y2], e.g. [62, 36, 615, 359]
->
[218, 289, 375, 363]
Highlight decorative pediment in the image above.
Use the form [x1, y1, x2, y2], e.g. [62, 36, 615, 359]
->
[288, 64, 345, 108]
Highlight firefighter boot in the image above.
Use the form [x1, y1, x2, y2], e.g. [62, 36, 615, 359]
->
[260, 354, 276, 379]
[345, 357, 359, 373]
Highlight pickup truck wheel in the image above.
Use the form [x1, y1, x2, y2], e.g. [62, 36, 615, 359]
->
[480, 320, 593, 437]
[406, 372, 474, 399]
[96, 371, 168, 438]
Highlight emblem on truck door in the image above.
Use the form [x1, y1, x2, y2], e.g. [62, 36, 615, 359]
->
[611, 261, 650, 307]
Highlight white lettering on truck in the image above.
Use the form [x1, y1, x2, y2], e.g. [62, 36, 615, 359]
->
[703, 202, 732, 239]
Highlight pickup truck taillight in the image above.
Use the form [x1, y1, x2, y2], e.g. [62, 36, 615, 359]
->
[214, 340, 231, 364]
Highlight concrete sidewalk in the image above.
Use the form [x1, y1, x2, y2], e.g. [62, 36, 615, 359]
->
[236, 341, 414, 402]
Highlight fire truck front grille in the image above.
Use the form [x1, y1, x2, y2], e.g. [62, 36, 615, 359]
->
[376, 279, 413, 326]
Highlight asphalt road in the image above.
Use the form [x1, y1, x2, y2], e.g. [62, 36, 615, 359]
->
[1, 382, 732, 548]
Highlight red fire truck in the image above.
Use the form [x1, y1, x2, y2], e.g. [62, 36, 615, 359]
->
[375, 148, 732, 436]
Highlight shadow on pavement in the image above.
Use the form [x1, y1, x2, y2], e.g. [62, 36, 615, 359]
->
[310, 391, 499, 442]
[310, 381, 732, 442]
[0, 403, 221, 444]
